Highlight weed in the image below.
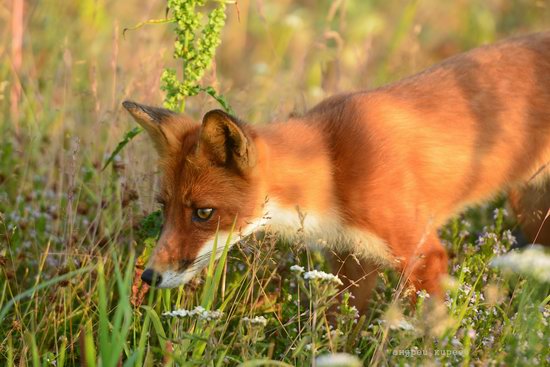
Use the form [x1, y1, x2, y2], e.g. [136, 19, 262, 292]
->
[1, 1, 549, 366]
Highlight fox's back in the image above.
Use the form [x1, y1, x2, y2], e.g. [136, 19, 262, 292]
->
[305, 32, 550, 229]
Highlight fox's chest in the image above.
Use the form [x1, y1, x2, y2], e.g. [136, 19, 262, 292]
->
[244, 200, 393, 265]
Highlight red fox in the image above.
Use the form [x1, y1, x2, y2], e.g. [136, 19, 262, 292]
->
[124, 32, 550, 313]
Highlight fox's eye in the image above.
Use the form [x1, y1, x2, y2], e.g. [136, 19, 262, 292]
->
[193, 208, 215, 222]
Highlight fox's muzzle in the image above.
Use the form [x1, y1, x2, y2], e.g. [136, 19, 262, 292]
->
[141, 268, 163, 286]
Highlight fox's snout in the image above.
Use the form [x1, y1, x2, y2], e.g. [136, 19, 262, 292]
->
[141, 268, 163, 286]
[140, 229, 241, 288]
[140, 230, 200, 288]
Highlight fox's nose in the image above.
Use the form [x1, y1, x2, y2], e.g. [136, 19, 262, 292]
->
[141, 268, 162, 286]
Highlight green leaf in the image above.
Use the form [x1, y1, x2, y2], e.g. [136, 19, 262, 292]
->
[141, 306, 168, 350]
[199, 86, 235, 115]
[102, 127, 142, 170]
[122, 17, 176, 38]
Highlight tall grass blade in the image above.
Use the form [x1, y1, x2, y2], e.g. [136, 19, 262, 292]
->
[24, 331, 40, 367]
[83, 321, 97, 367]
[97, 261, 111, 365]
[142, 305, 167, 350]
[0, 266, 93, 322]
[201, 218, 236, 310]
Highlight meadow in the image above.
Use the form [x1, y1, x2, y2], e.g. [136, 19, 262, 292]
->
[1, 0, 550, 365]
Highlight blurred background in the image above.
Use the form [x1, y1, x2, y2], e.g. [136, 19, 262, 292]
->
[1, 2, 550, 363]
[1, 0, 549, 285]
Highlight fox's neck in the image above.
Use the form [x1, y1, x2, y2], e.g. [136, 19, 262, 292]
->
[256, 119, 336, 219]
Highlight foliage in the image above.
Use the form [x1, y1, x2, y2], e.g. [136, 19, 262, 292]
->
[102, 127, 142, 170]
[161, 0, 229, 111]
[1, 0, 550, 366]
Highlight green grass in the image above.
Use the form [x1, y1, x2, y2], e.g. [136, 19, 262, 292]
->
[1, 0, 550, 366]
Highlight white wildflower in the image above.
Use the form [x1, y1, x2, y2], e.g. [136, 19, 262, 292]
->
[316, 353, 362, 367]
[493, 207, 508, 219]
[162, 306, 223, 321]
[451, 337, 463, 347]
[242, 316, 268, 326]
[197, 309, 223, 321]
[348, 305, 360, 319]
[162, 309, 188, 318]
[477, 230, 499, 249]
[416, 290, 431, 299]
[491, 245, 550, 282]
[290, 264, 305, 274]
[392, 319, 415, 331]
[379, 318, 416, 332]
[460, 283, 472, 295]
[503, 230, 517, 246]
[304, 270, 343, 285]
[459, 229, 470, 238]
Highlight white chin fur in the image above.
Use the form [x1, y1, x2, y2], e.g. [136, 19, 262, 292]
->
[155, 231, 234, 288]
[156, 269, 198, 288]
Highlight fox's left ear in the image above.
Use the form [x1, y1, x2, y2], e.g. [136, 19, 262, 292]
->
[198, 110, 257, 172]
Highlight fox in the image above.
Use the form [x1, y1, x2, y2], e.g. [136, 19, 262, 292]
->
[123, 32, 550, 313]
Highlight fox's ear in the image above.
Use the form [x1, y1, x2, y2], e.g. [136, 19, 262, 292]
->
[198, 110, 257, 172]
[122, 101, 176, 155]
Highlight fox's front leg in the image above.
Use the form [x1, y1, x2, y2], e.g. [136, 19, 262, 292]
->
[395, 234, 449, 299]
[328, 251, 380, 314]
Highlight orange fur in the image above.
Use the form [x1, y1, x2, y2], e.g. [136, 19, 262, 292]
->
[124, 32, 550, 309]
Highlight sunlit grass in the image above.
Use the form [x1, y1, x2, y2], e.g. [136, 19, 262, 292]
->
[1, 0, 550, 365]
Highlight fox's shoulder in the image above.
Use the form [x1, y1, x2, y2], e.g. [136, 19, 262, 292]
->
[304, 92, 373, 127]
[302, 91, 398, 137]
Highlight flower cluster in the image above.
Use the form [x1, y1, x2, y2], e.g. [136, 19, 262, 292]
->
[379, 318, 416, 332]
[290, 264, 305, 274]
[163, 306, 223, 321]
[491, 245, 550, 282]
[416, 290, 431, 299]
[242, 316, 268, 326]
[303, 270, 343, 285]
[162, 0, 227, 110]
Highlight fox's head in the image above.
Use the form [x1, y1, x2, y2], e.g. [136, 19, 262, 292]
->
[123, 101, 265, 288]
